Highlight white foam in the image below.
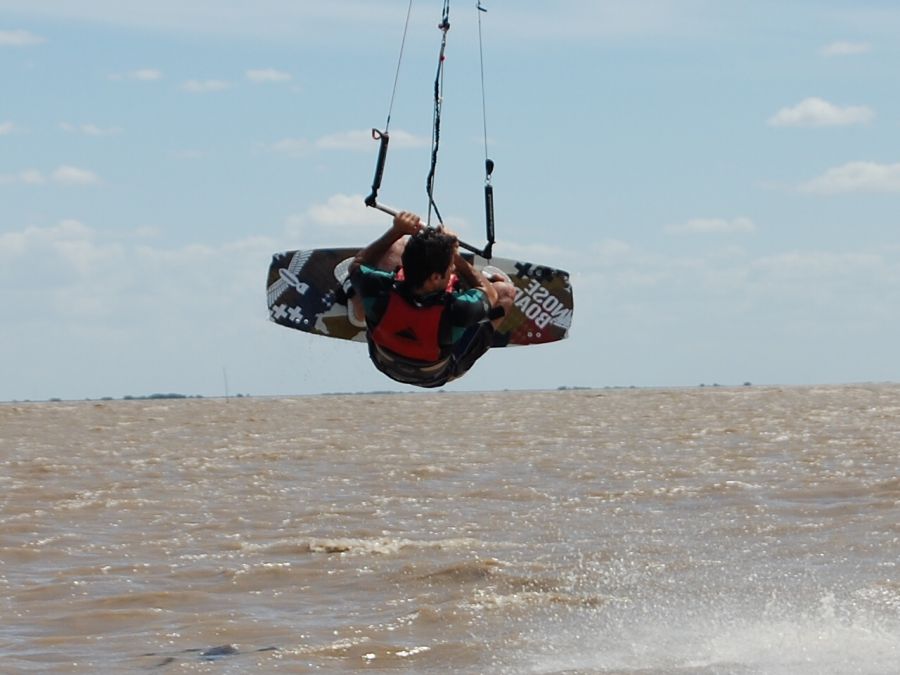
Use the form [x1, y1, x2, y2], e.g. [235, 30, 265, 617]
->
[512, 594, 900, 674]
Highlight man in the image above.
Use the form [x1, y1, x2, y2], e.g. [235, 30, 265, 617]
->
[348, 211, 515, 388]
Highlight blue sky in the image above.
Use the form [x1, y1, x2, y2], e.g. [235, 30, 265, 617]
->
[2, 1, 899, 400]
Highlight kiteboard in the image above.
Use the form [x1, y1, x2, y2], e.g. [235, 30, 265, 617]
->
[267, 247, 573, 347]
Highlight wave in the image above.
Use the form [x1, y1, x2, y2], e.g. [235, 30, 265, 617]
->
[243, 535, 480, 557]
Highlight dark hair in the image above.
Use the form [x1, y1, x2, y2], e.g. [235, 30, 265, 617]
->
[401, 228, 457, 287]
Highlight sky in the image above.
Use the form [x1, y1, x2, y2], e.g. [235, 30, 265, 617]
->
[2, 0, 899, 401]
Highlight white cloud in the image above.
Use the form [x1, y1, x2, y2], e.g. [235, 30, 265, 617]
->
[21, 169, 45, 184]
[768, 97, 874, 127]
[0, 230, 26, 259]
[0, 29, 45, 46]
[132, 68, 163, 81]
[1, 217, 268, 289]
[0, 213, 294, 400]
[753, 251, 884, 278]
[60, 122, 123, 136]
[372, 129, 428, 149]
[306, 193, 388, 226]
[0, 2, 711, 51]
[0, 121, 16, 135]
[801, 161, 900, 194]
[108, 68, 163, 82]
[3, 166, 101, 186]
[0, 219, 99, 268]
[282, 193, 495, 251]
[269, 137, 311, 157]
[269, 129, 427, 156]
[284, 193, 390, 246]
[49, 222, 115, 276]
[0, 2, 402, 41]
[821, 41, 872, 56]
[0, 168, 45, 185]
[0, 219, 275, 333]
[498, 240, 579, 269]
[181, 79, 232, 93]
[315, 129, 427, 151]
[313, 130, 379, 152]
[52, 165, 102, 185]
[665, 217, 756, 235]
[246, 68, 291, 83]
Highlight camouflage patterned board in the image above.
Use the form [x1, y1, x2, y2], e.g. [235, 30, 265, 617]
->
[267, 247, 573, 347]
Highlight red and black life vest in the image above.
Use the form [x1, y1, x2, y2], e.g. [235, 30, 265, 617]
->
[370, 275, 456, 363]
[371, 290, 445, 362]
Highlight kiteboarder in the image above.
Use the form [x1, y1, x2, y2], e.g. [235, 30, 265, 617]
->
[347, 210, 515, 387]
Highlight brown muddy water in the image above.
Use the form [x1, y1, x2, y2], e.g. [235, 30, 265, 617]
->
[1, 385, 899, 673]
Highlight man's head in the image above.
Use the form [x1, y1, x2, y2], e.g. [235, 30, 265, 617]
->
[401, 228, 457, 288]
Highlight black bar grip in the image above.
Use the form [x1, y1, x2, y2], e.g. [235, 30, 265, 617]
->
[365, 130, 390, 207]
[458, 239, 486, 257]
[372, 200, 487, 259]
[483, 183, 495, 260]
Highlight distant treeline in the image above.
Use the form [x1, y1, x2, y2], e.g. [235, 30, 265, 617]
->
[121, 393, 201, 400]
[118, 393, 250, 400]
[36, 393, 250, 402]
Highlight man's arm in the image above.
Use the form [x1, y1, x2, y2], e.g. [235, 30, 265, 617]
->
[349, 211, 422, 275]
[453, 250, 499, 308]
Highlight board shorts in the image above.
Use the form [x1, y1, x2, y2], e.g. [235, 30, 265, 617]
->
[368, 320, 495, 388]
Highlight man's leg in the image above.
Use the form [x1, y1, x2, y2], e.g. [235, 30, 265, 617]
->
[447, 321, 495, 382]
[483, 270, 516, 330]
